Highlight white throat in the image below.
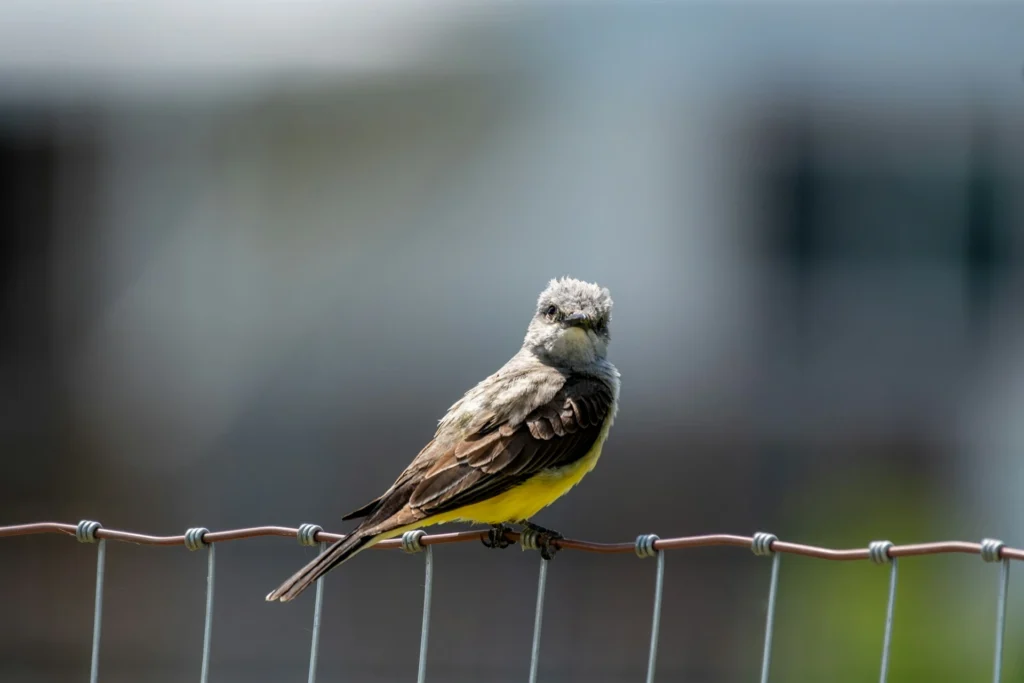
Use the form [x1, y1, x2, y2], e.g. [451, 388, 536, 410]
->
[546, 327, 598, 366]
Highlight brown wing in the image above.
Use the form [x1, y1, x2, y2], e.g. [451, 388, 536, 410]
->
[405, 376, 614, 518]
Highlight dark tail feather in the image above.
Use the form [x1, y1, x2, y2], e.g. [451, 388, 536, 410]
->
[265, 532, 374, 602]
[341, 496, 382, 521]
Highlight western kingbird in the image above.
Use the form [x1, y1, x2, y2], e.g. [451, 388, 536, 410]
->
[266, 277, 619, 602]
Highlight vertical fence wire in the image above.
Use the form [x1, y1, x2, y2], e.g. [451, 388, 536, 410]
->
[751, 532, 780, 683]
[878, 558, 898, 683]
[307, 541, 327, 683]
[980, 539, 1010, 683]
[186, 528, 216, 683]
[200, 543, 216, 683]
[89, 539, 106, 683]
[992, 557, 1010, 683]
[644, 549, 665, 683]
[14, 524, 1024, 683]
[868, 540, 898, 683]
[416, 546, 434, 683]
[759, 553, 781, 683]
[528, 559, 550, 683]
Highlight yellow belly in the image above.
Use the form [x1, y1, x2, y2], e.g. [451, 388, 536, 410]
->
[441, 444, 603, 524]
[385, 423, 611, 535]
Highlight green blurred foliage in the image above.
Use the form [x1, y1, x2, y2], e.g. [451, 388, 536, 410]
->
[765, 465, 1022, 683]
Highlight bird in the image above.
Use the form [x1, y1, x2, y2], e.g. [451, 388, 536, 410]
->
[266, 277, 620, 602]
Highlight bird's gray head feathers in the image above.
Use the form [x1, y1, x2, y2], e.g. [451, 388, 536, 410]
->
[522, 277, 613, 366]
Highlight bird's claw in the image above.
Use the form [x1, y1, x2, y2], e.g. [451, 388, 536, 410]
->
[481, 523, 514, 549]
[537, 533, 561, 561]
[523, 522, 563, 561]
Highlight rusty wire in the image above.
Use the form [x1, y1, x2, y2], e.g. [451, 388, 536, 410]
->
[2, 521, 1023, 561]
[1, 521, 1017, 683]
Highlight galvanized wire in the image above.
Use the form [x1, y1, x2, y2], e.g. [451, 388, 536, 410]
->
[416, 546, 434, 683]
[878, 559, 898, 683]
[89, 540, 106, 683]
[992, 557, 1010, 683]
[201, 543, 216, 683]
[401, 529, 434, 683]
[3, 521, 1021, 683]
[867, 540, 898, 683]
[758, 552, 781, 683]
[307, 541, 327, 683]
[184, 527, 215, 683]
[528, 558, 550, 683]
[638, 541, 665, 683]
[74, 521, 106, 683]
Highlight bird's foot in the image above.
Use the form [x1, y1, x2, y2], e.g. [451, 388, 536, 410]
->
[481, 523, 514, 549]
[522, 522, 563, 561]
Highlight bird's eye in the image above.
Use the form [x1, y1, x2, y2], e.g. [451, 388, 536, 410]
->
[544, 305, 559, 320]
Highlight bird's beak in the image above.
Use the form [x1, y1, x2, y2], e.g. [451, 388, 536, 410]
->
[563, 312, 590, 328]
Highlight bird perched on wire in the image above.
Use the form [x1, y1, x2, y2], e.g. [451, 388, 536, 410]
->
[266, 277, 620, 602]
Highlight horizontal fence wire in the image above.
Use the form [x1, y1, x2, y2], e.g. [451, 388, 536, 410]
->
[2, 522, 1019, 683]
[5, 522, 1024, 559]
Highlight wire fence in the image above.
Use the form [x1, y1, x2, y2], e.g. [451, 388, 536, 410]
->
[1, 521, 1018, 683]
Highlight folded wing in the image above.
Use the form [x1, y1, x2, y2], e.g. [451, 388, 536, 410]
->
[406, 376, 614, 517]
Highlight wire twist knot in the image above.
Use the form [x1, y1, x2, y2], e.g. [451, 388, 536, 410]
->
[981, 538, 1005, 563]
[297, 524, 322, 547]
[868, 540, 894, 564]
[76, 520, 102, 543]
[401, 530, 427, 554]
[184, 527, 209, 551]
[751, 531, 777, 556]
[635, 534, 660, 558]
[520, 528, 540, 551]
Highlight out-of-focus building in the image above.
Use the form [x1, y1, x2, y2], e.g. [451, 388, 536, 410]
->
[1, 4, 1022, 682]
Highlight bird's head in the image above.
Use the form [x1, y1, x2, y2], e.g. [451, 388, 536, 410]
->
[523, 277, 613, 366]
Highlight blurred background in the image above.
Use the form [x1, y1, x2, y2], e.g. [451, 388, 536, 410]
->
[2, 2, 1024, 681]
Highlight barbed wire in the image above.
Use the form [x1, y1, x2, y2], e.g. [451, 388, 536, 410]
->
[1, 521, 1017, 683]
[3, 521, 1023, 560]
